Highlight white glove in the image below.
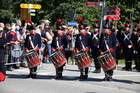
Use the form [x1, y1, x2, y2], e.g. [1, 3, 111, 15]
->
[133, 50, 138, 54]
[128, 45, 132, 48]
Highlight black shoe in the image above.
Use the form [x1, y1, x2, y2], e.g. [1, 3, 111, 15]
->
[6, 69, 13, 71]
[83, 75, 88, 79]
[102, 77, 108, 81]
[13, 67, 19, 69]
[122, 67, 126, 70]
[55, 73, 62, 79]
[26, 74, 32, 78]
[32, 74, 36, 79]
[78, 75, 84, 79]
[55, 76, 62, 79]
[107, 77, 112, 81]
[92, 69, 98, 73]
[96, 69, 101, 73]
[126, 68, 132, 71]
[133, 66, 137, 69]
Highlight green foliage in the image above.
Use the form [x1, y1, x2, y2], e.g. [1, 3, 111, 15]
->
[0, 0, 139, 29]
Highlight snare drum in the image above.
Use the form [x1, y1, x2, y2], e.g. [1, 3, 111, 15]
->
[25, 50, 40, 68]
[74, 52, 91, 69]
[49, 50, 66, 68]
[97, 53, 116, 71]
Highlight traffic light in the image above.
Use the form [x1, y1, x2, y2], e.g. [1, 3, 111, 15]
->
[28, 9, 36, 16]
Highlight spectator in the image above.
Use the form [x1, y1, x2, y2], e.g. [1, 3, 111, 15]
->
[45, 26, 54, 63]
[15, 20, 22, 32]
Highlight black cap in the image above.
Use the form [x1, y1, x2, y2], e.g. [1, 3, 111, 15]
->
[93, 24, 99, 28]
[78, 24, 85, 29]
[124, 24, 131, 28]
[56, 26, 65, 30]
[103, 24, 110, 29]
[26, 26, 35, 30]
[111, 22, 116, 26]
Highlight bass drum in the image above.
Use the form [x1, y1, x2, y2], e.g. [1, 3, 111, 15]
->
[11, 43, 24, 58]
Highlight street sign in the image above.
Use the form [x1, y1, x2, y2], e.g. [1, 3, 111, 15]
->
[20, 3, 41, 9]
[68, 22, 78, 26]
[28, 9, 36, 13]
[68, 10, 76, 21]
[84, 2, 103, 6]
[20, 9, 30, 20]
[104, 15, 120, 20]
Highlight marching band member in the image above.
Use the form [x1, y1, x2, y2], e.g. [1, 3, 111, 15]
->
[75, 24, 91, 79]
[121, 21, 133, 71]
[51, 24, 68, 79]
[91, 19, 101, 73]
[137, 28, 140, 72]
[110, 22, 122, 65]
[0, 27, 15, 81]
[131, 24, 139, 70]
[99, 24, 116, 81]
[24, 25, 41, 78]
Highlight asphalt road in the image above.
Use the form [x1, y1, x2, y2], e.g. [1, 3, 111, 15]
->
[0, 62, 140, 93]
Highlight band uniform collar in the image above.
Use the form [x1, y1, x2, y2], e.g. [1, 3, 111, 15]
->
[30, 32, 36, 36]
[81, 32, 86, 36]
[59, 33, 63, 37]
[107, 31, 111, 35]
[125, 31, 130, 34]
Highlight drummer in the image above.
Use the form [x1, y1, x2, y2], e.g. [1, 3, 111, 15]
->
[51, 25, 68, 79]
[99, 24, 116, 81]
[24, 25, 41, 78]
[75, 24, 91, 79]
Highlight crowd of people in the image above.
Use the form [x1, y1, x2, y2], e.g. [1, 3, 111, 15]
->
[0, 18, 140, 82]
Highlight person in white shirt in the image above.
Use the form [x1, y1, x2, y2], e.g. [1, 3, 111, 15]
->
[17, 27, 26, 67]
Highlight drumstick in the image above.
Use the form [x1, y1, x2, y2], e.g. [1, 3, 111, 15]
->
[103, 49, 110, 54]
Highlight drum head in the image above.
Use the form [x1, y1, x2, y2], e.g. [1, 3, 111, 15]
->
[11, 44, 23, 58]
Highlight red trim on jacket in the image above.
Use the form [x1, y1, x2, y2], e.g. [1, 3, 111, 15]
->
[109, 48, 114, 52]
[35, 47, 40, 51]
[25, 47, 28, 51]
[59, 46, 63, 50]
[85, 47, 89, 51]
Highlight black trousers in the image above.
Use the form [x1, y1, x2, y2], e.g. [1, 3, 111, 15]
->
[0, 62, 6, 75]
[29, 66, 37, 75]
[92, 47, 101, 70]
[55, 65, 65, 77]
[80, 67, 89, 76]
[105, 69, 113, 77]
